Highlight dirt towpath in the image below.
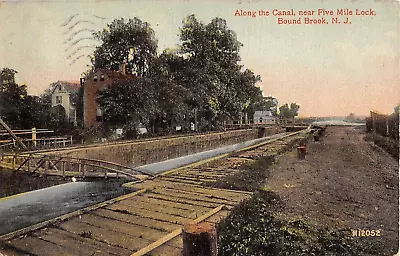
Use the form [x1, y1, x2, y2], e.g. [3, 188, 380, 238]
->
[265, 126, 399, 255]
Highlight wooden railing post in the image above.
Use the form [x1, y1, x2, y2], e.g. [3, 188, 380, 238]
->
[78, 162, 82, 176]
[12, 154, 16, 169]
[32, 128, 37, 147]
[182, 222, 217, 256]
[61, 161, 65, 177]
[44, 158, 49, 176]
[27, 155, 30, 172]
[82, 162, 86, 177]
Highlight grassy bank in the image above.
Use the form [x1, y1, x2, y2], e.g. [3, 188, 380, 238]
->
[365, 132, 399, 159]
[205, 135, 308, 192]
[216, 189, 378, 256]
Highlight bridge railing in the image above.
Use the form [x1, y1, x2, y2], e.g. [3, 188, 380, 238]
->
[0, 152, 153, 180]
[0, 128, 74, 152]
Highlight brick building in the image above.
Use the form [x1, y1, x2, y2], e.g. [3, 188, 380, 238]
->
[83, 67, 134, 128]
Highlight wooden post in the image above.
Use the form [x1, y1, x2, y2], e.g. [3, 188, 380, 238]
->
[27, 156, 30, 172]
[297, 146, 306, 159]
[82, 163, 86, 177]
[44, 158, 49, 176]
[182, 222, 217, 256]
[32, 128, 37, 147]
[12, 154, 16, 169]
[61, 161, 65, 177]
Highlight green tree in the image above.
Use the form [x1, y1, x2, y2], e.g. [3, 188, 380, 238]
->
[279, 103, 300, 119]
[0, 68, 54, 130]
[96, 78, 158, 137]
[394, 104, 399, 115]
[94, 15, 264, 134]
[253, 96, 278, 114]
[0, 68, 27, 128]
[20, 95, 49, 129]
[178, 15, 262, 129]
[92, 17, 158, 77]
[346, 113, 357, 121]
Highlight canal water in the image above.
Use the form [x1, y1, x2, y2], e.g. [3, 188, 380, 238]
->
[135, 132, 290, 174]
[0, 180, 130, 235]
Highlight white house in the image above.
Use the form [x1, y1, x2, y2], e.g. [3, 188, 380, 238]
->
[50, 81, 80, 125]
[254, 110, 277, 124]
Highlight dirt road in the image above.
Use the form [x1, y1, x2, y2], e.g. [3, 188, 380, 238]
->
[266, 126, 399, 255]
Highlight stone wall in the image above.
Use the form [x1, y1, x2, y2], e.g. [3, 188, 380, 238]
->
[52, 127, 284, 167]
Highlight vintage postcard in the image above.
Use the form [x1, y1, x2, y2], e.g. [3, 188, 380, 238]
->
[0, 0, 399, 255]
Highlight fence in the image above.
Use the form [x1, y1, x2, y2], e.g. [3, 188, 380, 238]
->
[0, 128, 73, 152]
[366, 111, 399, 140]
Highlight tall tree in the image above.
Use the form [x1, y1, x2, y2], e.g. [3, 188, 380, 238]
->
[96, 78, 159, 137]
[0, 68, 27, 128]
[253, 96, 278, 114]
[279, 103, 300, 119]
[92, 17, 158, 76]
[178, 15, 262, 129]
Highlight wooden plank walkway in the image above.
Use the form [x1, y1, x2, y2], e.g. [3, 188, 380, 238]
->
[0, 131, 306, 256]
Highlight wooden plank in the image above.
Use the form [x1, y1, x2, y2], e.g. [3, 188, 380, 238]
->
[105, 203, 192, 226]
[130, 205, 224, 256]
[9, 236, 76, 256]
[151, 188, 237, 206]
[146, 183, 250, 203]
[78, 213, 169, 242]
[116, 199, 210, 220]
[157, 177, 203, 185]
[130, 226, 183, 256]
[131, 179, 252, 196]
[164, 175, 218, 183]
[35, 227, 133, 256]
[145, 193, 221, 209]
[172, 172, 226, 178]
[33, 228, 110, 256]
[92, 208, 180, 233]
[60, 219, 151, 251]
[154, 187, 238, 204]
[145, 244, 183, 256]
[131, 195, 213, 212]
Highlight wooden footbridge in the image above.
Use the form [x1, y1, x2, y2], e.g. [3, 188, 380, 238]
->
[0, 153, 153, 180]
[0, 131, 307, 256]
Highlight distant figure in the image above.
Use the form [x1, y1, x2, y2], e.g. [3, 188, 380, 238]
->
[190, 122, 195, 131]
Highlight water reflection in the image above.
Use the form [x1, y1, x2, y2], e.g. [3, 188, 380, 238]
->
[0, 181, 130, 235]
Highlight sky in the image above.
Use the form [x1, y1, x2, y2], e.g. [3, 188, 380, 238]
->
[0, 0, 399, 117]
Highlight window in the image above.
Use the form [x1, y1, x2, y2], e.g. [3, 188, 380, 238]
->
[56, 96, 62, 104]
[96, 107, 103, 122]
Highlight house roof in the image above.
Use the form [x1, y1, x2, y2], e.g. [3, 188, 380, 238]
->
[370, 110, 388, 116]
[50, 80, 81, 94]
